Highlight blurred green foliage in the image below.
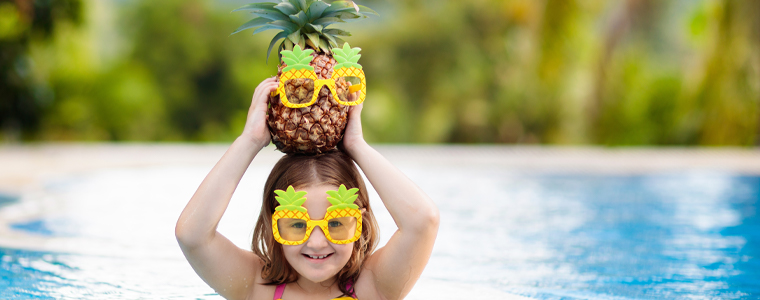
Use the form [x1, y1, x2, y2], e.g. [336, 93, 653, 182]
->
[1, 0, 759, 145]
[0, 0, 81, 140]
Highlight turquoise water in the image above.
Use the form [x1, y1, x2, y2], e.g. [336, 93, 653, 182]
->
[0, 166, 758, 299]
[424, 172, 759, 299]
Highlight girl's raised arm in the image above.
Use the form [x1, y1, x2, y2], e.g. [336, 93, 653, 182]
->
[175, 77, 278, 300]
[342, 103, 440, 300]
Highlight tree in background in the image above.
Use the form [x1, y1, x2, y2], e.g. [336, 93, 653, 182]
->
[21, 0, 269, 141]
[0, 0, 81, 141]
[590, 0, 760, 145]
[122, 0, 266, 141]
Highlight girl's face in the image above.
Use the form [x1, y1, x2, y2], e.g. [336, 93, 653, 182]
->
[281, 184, 354, 283]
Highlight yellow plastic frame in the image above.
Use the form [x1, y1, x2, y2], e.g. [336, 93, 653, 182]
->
[272, 208, 363, 245]
[271, 66, 366, 108]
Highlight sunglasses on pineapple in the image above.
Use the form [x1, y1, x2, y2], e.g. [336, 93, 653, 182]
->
[272, 185, 363, 245]
[270, 43, 366, 108]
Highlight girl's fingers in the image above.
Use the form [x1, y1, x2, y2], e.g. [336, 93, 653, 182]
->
[267, 82, 278, 92]
[252, 82, 278, 105]
[260, 76, 276, 85]
[262, 84, 278, 100]
[254, 78, 277, 93]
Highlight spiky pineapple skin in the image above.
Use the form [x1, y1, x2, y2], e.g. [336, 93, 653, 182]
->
[267, 51, 351, 154]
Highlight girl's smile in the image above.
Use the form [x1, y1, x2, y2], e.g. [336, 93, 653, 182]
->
[303, 253, 333, 260]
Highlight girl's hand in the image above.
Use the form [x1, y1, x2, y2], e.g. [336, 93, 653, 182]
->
[242, 77, 278, 148]
[341, 91, 366, 154]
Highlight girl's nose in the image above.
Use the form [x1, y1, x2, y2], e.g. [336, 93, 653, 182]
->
[305, 226, 329, 248]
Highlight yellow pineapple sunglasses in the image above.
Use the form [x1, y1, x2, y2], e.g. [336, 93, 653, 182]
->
[272, 185, 363, 245]
[270, 43, 366, 108]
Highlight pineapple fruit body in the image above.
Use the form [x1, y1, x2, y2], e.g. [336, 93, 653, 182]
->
[230, 0, 377, 154]
[267, 52, 352, 153]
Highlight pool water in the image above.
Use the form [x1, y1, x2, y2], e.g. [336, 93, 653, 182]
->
[424, 171, 759, 299]
[1, 164, 758, 299]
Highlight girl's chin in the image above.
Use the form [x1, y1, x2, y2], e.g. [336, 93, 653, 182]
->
[299, 271, 340, 283]
[294, 259, 344, 282]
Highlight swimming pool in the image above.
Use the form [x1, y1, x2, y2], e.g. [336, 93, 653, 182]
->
[0, 146, 758, 299]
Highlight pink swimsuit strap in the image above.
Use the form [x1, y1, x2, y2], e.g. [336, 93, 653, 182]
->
[274, 283, 286, 300]
[273, 282, 356, 299]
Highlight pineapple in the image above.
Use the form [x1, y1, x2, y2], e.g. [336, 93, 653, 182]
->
[231, 0, 377, 153]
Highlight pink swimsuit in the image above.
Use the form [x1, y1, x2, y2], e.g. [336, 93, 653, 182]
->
[273, 283, 357, 300]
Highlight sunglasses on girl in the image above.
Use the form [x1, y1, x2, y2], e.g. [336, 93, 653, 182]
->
[272, 185, 362, 245]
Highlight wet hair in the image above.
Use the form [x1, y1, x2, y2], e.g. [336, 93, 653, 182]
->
[252, 150, 379, 297]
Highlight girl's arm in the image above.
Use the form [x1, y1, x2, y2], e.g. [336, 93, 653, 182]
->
[343, 104, 440, 300]
[175, 77, 278, 300]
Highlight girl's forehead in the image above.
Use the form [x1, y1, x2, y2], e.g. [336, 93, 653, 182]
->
[297, 184, 338, 196]
[301, 184, 337, 218]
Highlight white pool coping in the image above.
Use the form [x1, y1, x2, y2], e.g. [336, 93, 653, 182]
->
[2, 143, 760, 193]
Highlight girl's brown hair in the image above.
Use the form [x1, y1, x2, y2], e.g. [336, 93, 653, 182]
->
[252, 150, 379, 296]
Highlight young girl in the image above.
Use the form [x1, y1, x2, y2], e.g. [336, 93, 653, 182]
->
[175, 77, 439, 300]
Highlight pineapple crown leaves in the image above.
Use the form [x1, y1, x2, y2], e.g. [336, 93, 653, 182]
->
[274, 185, 308, 213]
[230, 0, 378, 63]
[325, 184, 360, 212]
[332, 42, 362, 69]
[281, 45, 315, 72]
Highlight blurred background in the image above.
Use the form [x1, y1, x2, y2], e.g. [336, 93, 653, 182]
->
[1, 0, 759, 145]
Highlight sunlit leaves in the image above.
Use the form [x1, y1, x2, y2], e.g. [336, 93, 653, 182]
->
[231, 0, 375, 61]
